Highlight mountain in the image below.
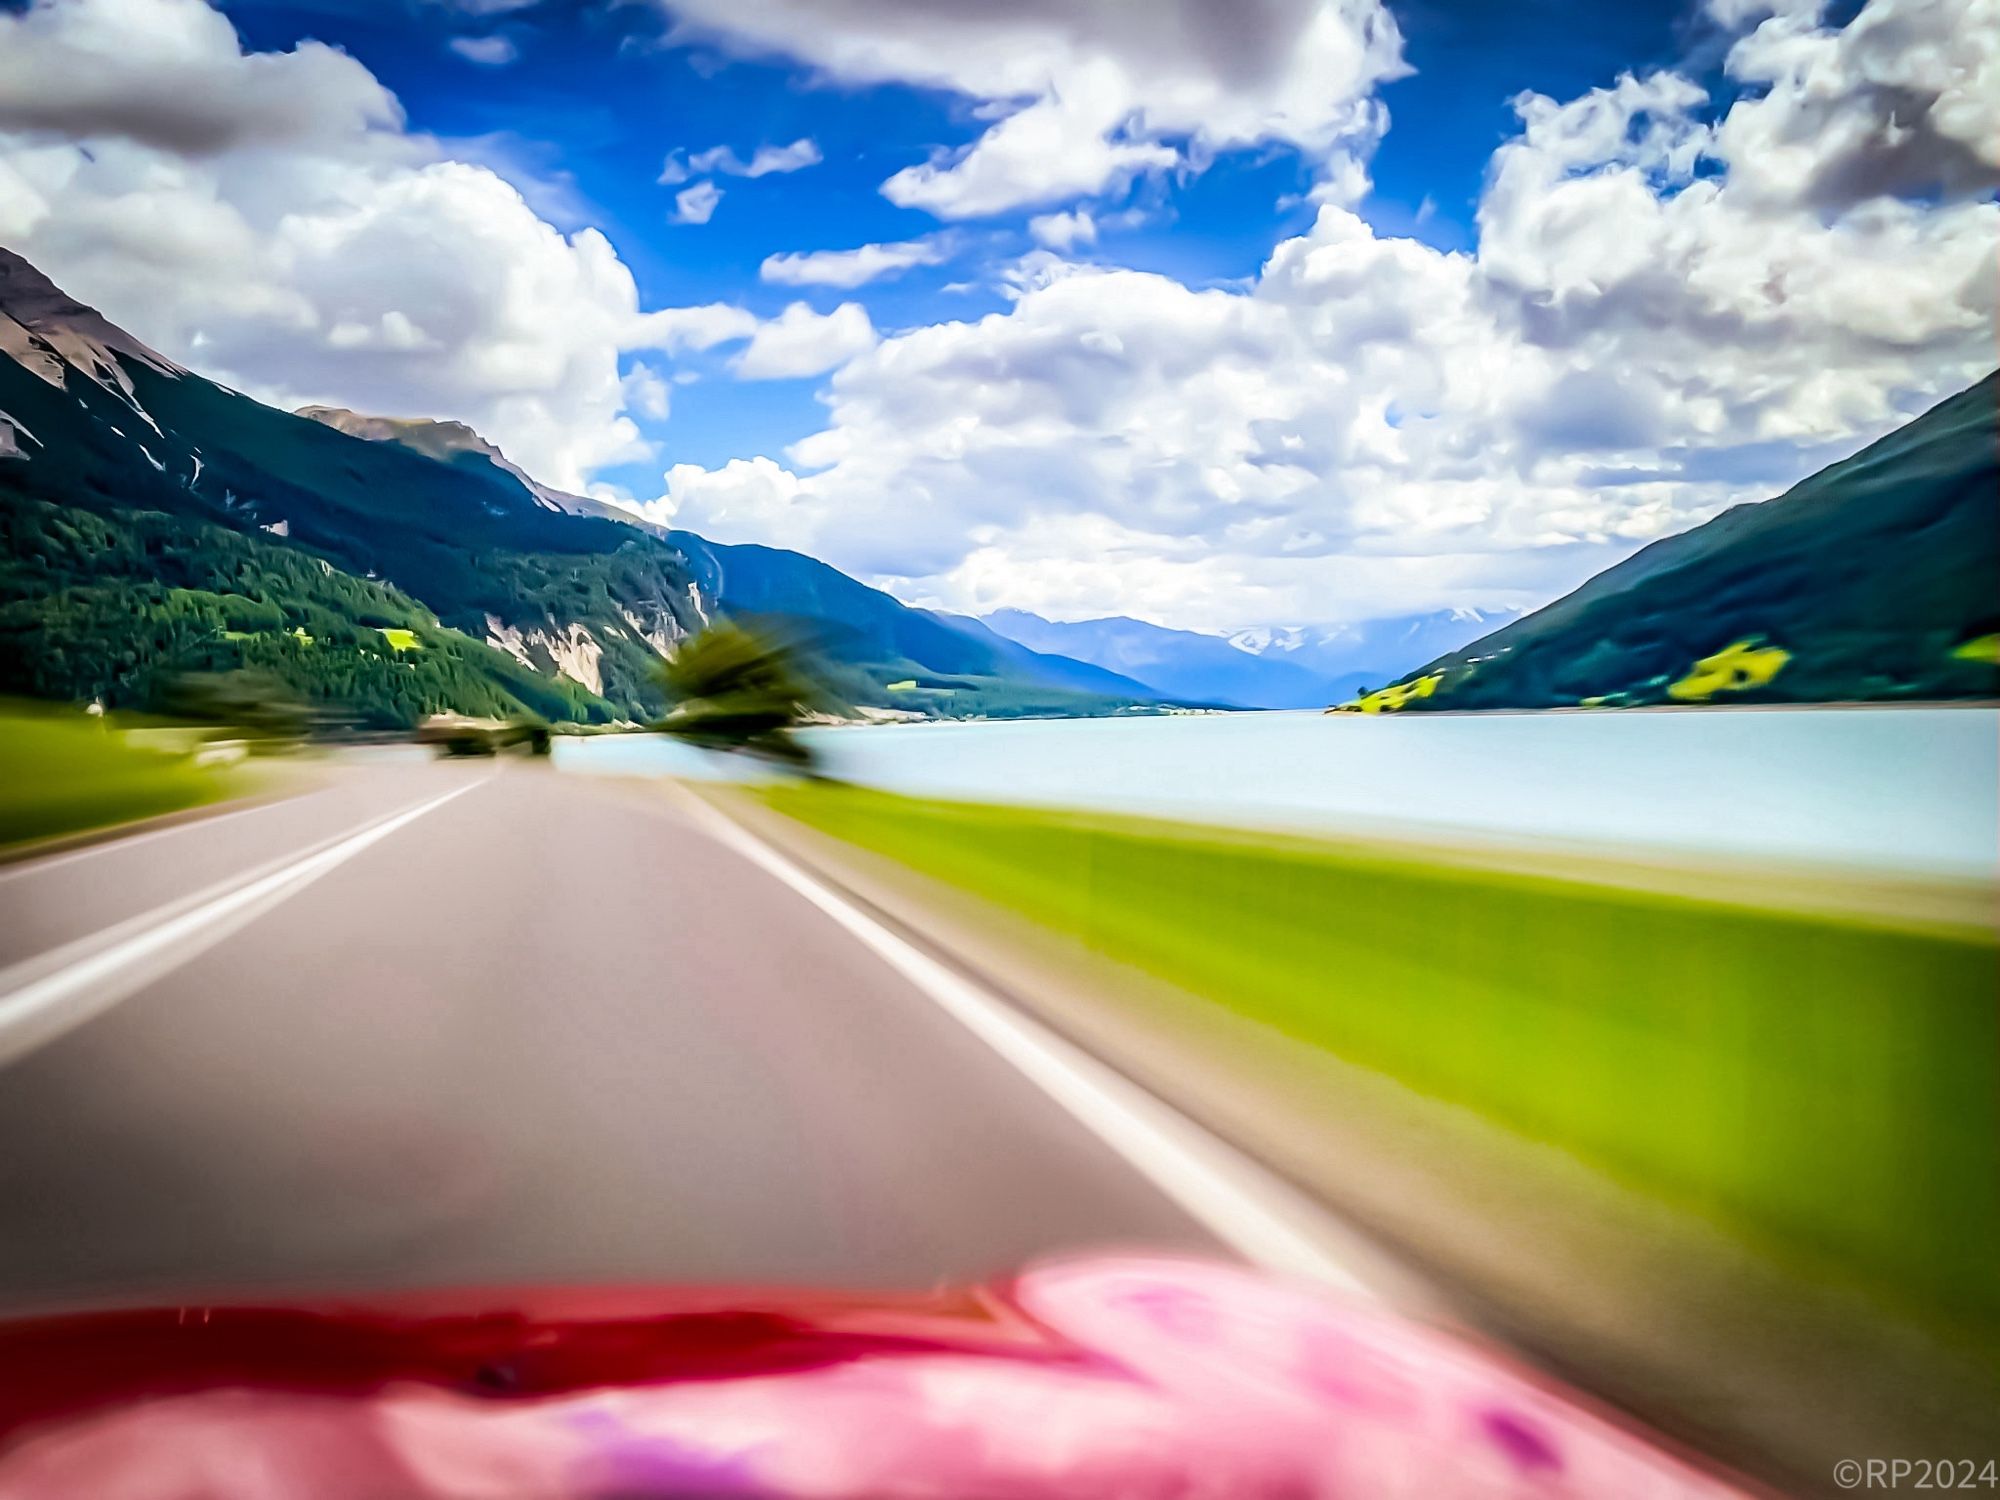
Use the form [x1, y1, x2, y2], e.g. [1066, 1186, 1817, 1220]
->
[0, 247, 1151, 727]
[1361, 374, 2000, 712]
[1225, 610, 1512, 688]
[0, 252, 674, 725]
[926, 612, 1168, 700]
[643, 536, 1163, 715]
[292, 407, 1163, 716]
[981, 610, 1364, 709]
[296, 405, 671, 535]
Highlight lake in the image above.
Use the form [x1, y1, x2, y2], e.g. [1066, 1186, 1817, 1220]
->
[556, 708, 1999, 879]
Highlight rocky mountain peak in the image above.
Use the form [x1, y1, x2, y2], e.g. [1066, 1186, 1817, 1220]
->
[0, 246, 182, 383]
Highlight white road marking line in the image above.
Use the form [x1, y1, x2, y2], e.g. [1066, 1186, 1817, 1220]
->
[677, 791, 1384, 1300]
[0, 779, 487, 1068]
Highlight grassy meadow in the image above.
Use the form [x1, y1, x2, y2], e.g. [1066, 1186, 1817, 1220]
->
[0, 704, 240, 850]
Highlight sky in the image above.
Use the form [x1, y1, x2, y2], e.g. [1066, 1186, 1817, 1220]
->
[0, 0, 1993, 635]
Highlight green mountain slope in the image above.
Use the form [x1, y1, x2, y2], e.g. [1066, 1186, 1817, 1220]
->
[296, 408, 1167, 719]
[924, 611, 1171, 701]
[0, 250, 703, 722]
[1364, 374, 2000, 711]
[0, 247, 1150, 726]
[0, 495, 616, 727]
[663, 535, 1167, 715]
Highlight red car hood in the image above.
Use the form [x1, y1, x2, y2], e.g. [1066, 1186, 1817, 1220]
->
[0, 1256, 1752, 1498]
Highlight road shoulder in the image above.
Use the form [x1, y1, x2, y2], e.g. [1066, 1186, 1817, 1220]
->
[689, 779, 2000, 1498]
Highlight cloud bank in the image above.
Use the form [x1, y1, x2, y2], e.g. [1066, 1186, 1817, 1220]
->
[0, 0, 836, 490]
[639, 0, 1999, 627]
[652, 0, 1408, 217]
[4, 0, 1991, 634]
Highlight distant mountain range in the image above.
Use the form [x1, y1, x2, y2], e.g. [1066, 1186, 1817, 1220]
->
[15, 239, 1971, 729]
[0, 247, 1165, 727]
[1223, 612, 1513, 690]
[976, 608, 1499, 710]
[1362, 373, 1999, 712]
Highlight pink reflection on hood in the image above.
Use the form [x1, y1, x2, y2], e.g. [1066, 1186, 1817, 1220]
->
[0, 1256, 1757, 1498]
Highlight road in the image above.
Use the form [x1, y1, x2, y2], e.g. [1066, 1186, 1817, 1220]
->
[0, 760, 1253, 1312]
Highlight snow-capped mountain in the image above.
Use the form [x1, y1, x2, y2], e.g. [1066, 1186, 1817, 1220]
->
[1225, 609, 1514, 684]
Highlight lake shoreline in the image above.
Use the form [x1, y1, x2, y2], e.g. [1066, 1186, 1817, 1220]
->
[1371, 697, 2000, 717]
[556, 705, 1998, 880]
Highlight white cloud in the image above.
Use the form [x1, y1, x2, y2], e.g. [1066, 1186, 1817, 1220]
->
[729, 301, 877, 379]
[760, 236, 952, 288]
[882, 98, 1179, 219]
[659, 136, 821, 184]
[448, 34, 519, 66]
[635, 455, 809, 540]
[623, 298, 879, 382]
[633, 0, 1997, 629]
[0, 0, 402, 154]
[671, 180, 722, 223]
[651, 0, 1408, 218]
[1708, 0, 1999, 211]
[624, 302, 760, 352]
[1028, 209, 1097, 251]
[8, 0, 1991, 638]
[622, 362, 672, 421]
[0, 0, 703, 490]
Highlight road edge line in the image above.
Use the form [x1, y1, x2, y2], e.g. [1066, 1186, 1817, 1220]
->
[674, 786, 1387, 1299]
[0, 778, 487, 1067]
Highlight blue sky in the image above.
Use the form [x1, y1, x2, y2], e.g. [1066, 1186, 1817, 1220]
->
[4, 0, 1990, 632]
[221, 0, 1711, 480]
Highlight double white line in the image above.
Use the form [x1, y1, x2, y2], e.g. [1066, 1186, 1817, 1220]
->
[0, 780, 484, 1068]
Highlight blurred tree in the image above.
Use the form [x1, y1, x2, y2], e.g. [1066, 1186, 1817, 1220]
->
[652, 618, 845, 772]
[150, 670, 309, 745]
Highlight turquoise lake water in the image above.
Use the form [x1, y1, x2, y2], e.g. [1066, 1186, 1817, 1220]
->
[557, 707, 1998, 879]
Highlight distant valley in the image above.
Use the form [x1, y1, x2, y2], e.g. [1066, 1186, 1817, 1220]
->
[972, 608, 1502, 711]
[0, 249, 1174, 728]
[5, 242, 1989, 731]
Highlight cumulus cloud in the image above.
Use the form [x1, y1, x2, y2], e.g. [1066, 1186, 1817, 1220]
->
[1028, 209, 1097, 250]
[883, 103, 1178, 219]
[0, 0, 402, 154]
[634, 0, 1997, 629]
[0, 0, 726, 490]
[1709, 0, 1999, 211]
[670, 180, 723, 223]
[625, 302, 760, 351]
[729, 301, 877, 379]
[9, 0, 1991, 637]
[622, 362, 673, 421]
[448, 34, 519, 66]
[760, 236, 953, 288]
[651, 455, 809, 540]
[658, 136, 821, 184]
[651, 0, 1408, 217]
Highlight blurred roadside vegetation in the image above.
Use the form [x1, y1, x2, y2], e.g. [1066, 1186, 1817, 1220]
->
[416, 716, 553, 757]
[758, 783, 1999, 1347]
[0, 699, 242, 849]
[653, 618, 846, 772]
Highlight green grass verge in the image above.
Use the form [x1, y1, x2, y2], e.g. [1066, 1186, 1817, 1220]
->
[756, 783, 2000, 1337]
[0, 705, 238, 849]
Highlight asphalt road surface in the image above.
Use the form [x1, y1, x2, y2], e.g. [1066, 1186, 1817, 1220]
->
[0, 761, 1225, 1313]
